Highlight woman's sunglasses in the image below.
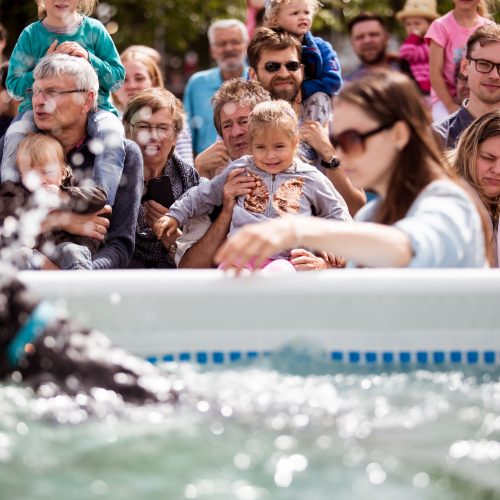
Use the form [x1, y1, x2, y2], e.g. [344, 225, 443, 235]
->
[262, 61, 302, 73]
[329, 122, 395, 155]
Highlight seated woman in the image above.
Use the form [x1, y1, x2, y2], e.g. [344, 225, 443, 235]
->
[114, 48, 193, 163]
[215, 71, 489, 270]
[449, 110, 500, 267]
[123, 88, 200, 268]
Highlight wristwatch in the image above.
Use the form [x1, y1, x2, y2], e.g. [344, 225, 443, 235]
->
[321, 156, 341, 169]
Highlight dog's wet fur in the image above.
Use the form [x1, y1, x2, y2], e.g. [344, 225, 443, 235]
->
[0, 267, 176, 405]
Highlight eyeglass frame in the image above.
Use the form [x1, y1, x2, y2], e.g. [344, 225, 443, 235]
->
[329, 122, 395, 155]
[258, 61, 303, 73]
[26, 88, 88, 99]
[130, 122, 178, 139]
[467, 57, 500, 77]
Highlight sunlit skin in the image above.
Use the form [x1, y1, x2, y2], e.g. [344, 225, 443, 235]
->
[403, 17, 430, 37]
[350, 20, 389, 66]
[250, 124, 298, 175]
[219, 102, 252, 161]
[114, 60, 155, 108]
[331, 101, 402, 198]
[476, 136, 500, 198]
[210, 26, 247, 77]
[42, 0, 80, 27]
[276, 0, 313, 40]
[249, 47, 303, 103]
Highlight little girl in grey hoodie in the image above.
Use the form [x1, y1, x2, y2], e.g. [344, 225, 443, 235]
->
[155, 100, 351, 270]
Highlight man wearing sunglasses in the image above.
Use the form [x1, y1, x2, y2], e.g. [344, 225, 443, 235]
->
[0, 54, 142, 270]
[434, 23, 500, 149]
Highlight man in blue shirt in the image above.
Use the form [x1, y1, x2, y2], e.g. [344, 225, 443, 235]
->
[184, 19, 249, 157]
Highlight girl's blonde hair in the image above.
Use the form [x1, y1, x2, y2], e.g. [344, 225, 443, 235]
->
[476, 0, 492, 18]
[248, 99, 298, 144]
[448, 110, 500, 232]
[16, 133, 72, 183]
[264, 0, 321, 29]
[37, 0, 98, 19]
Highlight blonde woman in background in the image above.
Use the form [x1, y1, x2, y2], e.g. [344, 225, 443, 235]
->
[114, 48, 194, 164]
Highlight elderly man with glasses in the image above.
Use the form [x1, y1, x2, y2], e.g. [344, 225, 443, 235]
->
[0, 54, 143, 270]
[434, 23, 500, 149]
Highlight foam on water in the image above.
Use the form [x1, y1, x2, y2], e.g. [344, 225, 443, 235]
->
[0, 353, 499, 500]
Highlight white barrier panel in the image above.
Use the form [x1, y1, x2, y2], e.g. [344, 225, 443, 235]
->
[20, 269, 500, 366]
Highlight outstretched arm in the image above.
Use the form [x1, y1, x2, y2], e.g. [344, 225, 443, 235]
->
[214, 216, 412, 271]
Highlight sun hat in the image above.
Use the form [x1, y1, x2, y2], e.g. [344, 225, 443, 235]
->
[396, 0, 439, 22]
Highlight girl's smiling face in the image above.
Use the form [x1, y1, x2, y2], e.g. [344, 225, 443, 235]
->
[250, 125, 298, 174]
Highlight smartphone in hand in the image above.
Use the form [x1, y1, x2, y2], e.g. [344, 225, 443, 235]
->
[142, 176, 175, 208]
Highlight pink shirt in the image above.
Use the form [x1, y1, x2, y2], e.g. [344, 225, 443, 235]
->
[425, 11, 490, 104]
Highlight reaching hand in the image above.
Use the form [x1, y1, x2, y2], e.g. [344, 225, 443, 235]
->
[154, 215, 178, 239]
[222, 168, 256, 212]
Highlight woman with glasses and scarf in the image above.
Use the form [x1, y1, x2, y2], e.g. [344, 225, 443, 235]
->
[215, 71, 489, 269]
[123, 87, 200, 268]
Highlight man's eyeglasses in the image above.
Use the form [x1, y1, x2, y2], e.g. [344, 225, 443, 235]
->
[26, 88, 88, 99]
[467, 57, 500, 77]
[131, 122, 177, 139]
[329, 122, 395, 155]
[260, 61, 302, 73]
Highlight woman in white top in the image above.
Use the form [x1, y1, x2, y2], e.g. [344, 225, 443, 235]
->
[215, 70, 488, 269]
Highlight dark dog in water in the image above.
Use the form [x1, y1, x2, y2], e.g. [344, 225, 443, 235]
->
[0, 266, 176, 404]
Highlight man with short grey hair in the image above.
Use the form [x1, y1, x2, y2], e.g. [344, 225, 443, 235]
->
[184, 19, 249, 157]
[0, 54, 142, 270]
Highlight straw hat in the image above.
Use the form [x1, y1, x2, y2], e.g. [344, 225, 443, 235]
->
[396, 0, 439, 22]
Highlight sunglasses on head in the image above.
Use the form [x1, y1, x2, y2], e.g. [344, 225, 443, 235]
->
[329, 122, 395, 155]
[262, 61, 302, 73]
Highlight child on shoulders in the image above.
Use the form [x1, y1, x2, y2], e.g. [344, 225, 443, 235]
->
[264, 0, 342, 123]
[3, 0, 125, 205]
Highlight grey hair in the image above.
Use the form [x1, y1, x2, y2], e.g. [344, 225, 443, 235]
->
[34, 53, 99, 110]
[208, 19, 248, 46]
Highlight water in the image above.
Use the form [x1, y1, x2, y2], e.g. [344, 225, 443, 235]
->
[0, 354, 499, 500]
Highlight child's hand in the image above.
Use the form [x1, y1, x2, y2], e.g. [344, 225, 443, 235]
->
[154, 215, 178, 239]
[55, 41, 89, 60]
[46, 40, 59, 55]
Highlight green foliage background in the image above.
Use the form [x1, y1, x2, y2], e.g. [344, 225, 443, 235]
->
[0, 0, 497, 63]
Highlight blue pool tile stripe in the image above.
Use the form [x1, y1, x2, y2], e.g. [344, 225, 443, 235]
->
[147, 350, 499, 366]
[484, 351, 495, 364]
[399, 352, 411, 364]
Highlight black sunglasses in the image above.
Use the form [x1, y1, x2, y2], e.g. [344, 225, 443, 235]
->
[329, 122, 395, 155]
[261, 61, 302, 73]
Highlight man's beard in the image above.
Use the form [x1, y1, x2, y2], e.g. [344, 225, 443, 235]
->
[218, 53, 244, 73]
[359, 47, 386, 66]
[270, 78, 300, 103]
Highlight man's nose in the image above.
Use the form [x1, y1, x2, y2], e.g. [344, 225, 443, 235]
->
[231, 123, 245, 137]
